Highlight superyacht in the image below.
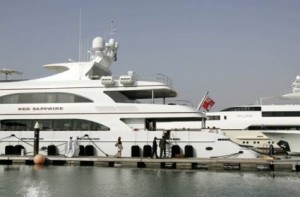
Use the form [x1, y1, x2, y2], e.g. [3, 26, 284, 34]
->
[0, 36, 257, 158]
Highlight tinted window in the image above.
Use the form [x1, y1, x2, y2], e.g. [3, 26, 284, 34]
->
[221, 107, 261, 111]
[0, 119, 109, 131]
[0, 93, 92, 104]
[262, 111, 300, 117]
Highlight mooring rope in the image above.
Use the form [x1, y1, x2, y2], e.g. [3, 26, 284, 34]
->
[0, 134, 34, 147]
[210, 151, 243, 159]
[0, 135, 14, 141]
[82, 135, 110, 157]
[11, 135, 33, 147]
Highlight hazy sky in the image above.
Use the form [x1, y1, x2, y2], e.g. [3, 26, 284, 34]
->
[0, 1, 299, 111]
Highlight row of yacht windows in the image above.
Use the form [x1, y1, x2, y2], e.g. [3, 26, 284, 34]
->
[221, 107, 261, 111]
[206, 116, 221, 120]
[0, 92, 136, 104]
[0, 119, 110, 131]
[0, 93, 92, 104]
[247, 125, 300, 130]
[208, 111, 300, 121]
[262, 111, 300, 117]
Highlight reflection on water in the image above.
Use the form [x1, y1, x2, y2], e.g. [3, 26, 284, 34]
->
[0, 165, 300, 197]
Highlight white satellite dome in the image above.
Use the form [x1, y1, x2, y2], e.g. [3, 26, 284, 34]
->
[92, 37, 105, 51]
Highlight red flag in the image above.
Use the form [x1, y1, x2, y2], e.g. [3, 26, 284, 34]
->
[202, 96, 215, 111]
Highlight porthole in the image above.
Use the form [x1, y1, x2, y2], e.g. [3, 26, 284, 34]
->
[206, 147, 213, 151]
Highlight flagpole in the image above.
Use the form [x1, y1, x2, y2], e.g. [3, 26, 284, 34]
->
[196, 91, 209, 111]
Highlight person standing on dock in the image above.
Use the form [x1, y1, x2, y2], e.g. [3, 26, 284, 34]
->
[115, 137, 123, 158]
[159, 136, 167, 158]
[73, 137, 80, 157]
[151, 137, 158, 158]
[269, 144, 274, 156]
[65, 136, 73, 157]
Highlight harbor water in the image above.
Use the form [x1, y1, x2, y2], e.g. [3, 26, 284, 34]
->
[1, 165, 300, 197]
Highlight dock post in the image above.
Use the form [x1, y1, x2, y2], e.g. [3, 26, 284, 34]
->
[33, 122, 40, 156]
[269, 161, 275, 171]
[108, 162, 115, 167]
[295, 163, 300, 173]
[137, 162, 146, 168]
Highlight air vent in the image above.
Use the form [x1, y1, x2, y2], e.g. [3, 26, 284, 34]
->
[101, 76, 115, 86]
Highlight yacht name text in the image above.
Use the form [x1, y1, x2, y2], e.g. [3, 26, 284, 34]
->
[18, 107, 64, 111]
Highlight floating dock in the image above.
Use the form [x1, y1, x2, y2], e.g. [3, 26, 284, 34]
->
[1, 155, 300, 172]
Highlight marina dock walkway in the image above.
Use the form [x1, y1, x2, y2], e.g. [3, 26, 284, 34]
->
[1, 155, 300, 172]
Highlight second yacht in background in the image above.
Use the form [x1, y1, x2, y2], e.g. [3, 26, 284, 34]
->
[206, 76, 300, 153]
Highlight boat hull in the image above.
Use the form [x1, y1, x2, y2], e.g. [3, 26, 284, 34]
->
[0, 129, 258, 158]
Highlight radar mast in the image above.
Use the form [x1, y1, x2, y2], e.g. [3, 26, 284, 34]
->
[0, 68, 23, 80]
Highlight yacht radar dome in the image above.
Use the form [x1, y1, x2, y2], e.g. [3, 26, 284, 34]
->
[92, 37, 105, 51]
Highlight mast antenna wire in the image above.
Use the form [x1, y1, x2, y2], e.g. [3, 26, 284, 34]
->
[109, 19, 117, 38]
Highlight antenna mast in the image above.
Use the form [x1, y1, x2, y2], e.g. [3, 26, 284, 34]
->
[0, 68, 23, 80]
[78, 9, 82, 62]
[109, 20, 116, 38]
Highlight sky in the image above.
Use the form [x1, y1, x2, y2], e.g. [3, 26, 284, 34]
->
[0, 0, 300, 111]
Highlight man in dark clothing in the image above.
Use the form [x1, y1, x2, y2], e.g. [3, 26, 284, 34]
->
[151, 137, 158, 158]
[159, 136, 167, 158]
[269, 144, 274, 156]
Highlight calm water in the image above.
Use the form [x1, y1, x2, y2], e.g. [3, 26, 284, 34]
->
[1, 165, 300, 197]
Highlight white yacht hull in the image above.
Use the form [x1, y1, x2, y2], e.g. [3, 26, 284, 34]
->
[0, 129, 257, 158]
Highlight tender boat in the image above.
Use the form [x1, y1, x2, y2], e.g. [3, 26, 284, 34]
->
[0, 36, 257, 158]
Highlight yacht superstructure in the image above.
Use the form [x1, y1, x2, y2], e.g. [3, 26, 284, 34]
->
[0, 36, 257, 158]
